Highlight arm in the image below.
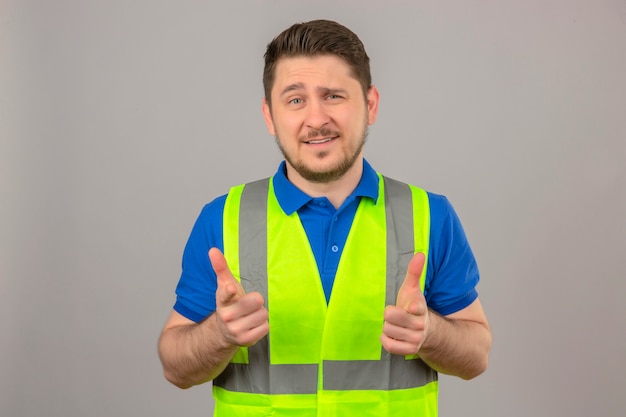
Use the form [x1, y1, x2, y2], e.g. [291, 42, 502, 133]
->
[158, 310, 237, 389]
[419, 299, 491, 379]
[381, 253, 491, 380]
[158, 248, 269, 389]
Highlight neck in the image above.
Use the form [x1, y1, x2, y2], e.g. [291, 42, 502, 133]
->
[285, 159, 364, 209]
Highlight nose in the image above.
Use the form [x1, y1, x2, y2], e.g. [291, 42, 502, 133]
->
[304, 98, 330, 130]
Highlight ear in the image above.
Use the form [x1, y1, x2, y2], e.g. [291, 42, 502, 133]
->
[262, 98, 276, 136]
[366, 85, 380, 125]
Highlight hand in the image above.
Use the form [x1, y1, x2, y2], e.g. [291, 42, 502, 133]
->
[209, 248, 269, 347]
[380, 252, 429, 355]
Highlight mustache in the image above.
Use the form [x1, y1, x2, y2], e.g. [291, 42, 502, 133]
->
[305, 128, 341, 139]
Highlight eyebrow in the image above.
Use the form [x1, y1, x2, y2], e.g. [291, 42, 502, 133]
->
[279, 83, 349, 98]
[279, 83, 305, 97]
[318, 87, 348, 96]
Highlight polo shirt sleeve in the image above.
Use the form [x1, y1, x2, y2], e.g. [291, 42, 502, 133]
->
[425, 192, 480, 316]
[173, 195, 226, 323]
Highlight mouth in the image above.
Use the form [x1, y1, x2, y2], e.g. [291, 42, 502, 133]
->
[305, 136, 337, 145]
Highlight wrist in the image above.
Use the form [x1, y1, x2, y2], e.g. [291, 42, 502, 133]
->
[419, 309, 445, 354]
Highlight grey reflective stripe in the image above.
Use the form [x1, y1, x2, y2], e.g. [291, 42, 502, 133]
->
[215, 175, 436, 394]
[216, 358, 319, 394]
[323, 354, 437, 390]
[382, 176, 415, 307]
[238, 178, 270, 300]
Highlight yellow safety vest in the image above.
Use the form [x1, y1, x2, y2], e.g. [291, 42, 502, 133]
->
[213, 174, 438, 416]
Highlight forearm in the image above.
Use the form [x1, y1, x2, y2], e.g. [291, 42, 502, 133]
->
[158, 313, 237, 389]
[418, 310, 492, 380]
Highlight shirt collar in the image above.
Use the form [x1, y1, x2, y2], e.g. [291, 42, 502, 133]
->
[272, 159, 380, 215]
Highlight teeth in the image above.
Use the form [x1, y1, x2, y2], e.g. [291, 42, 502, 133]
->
[308, 138, 333, 144]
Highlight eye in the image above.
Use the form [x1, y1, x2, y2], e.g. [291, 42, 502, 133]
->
[288, 97, 303, 105]
[326, 94, 345, 102]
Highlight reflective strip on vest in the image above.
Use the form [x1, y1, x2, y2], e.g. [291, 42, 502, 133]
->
[215, 175, 436, 401]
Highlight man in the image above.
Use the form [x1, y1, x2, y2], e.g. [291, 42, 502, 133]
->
[158, 19, 491, 416]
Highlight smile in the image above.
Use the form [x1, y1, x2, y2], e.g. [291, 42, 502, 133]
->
[306, 137, 336, 145]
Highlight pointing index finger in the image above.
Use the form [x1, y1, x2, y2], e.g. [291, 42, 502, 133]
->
[209, 247, 245, 305]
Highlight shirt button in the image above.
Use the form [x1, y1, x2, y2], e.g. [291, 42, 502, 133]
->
[331, 245, 339, 253]
[319, 201, 326, 207]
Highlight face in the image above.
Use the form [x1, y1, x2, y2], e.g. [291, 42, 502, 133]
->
[262, 55, 379, 184]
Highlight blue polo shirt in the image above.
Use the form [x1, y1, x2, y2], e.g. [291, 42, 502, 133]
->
[174, 159, 479, 322]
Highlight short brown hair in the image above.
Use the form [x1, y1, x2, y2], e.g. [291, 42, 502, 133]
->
[263, 20, 372, 105]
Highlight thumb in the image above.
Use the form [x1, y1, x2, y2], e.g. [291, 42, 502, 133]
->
[396, 252, 426, 313]
[209, 247, 245, 306]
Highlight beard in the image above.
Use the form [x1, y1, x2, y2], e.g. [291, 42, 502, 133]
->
[275, 125, 369, 184]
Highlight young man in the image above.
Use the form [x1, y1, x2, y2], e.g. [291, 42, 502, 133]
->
[158, 19, 491, 416]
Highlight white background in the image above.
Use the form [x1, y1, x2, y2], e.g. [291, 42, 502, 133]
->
[2, 0, 625, 416]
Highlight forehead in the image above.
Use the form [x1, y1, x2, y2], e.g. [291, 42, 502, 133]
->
[271, 55, 358, 94]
